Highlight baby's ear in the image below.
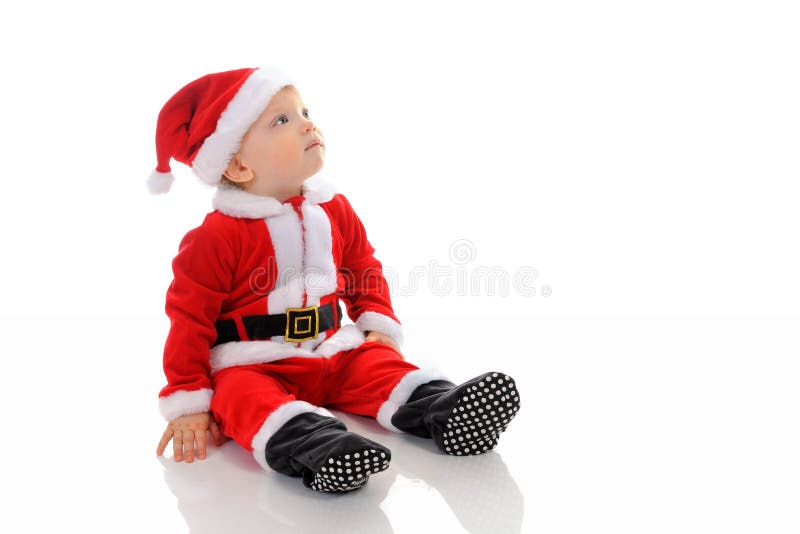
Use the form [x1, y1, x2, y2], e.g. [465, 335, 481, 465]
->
[223, 154, 254, 183]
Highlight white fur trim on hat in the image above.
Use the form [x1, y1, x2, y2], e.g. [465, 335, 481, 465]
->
[376, 369, 450, 433]
[192, 67, 296, 186]
[148, 170, 175, 194]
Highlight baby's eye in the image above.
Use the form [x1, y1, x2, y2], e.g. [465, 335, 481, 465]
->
[276, 115, 288, 126]
[303, 109, 310, 118]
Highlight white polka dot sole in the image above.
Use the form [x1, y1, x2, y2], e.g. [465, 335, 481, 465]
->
[441, 373, 520, 456]
[308, 448, 391, 493]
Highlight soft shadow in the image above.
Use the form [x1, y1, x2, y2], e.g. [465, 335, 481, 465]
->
[160, 442, 394, 534]
[339, 412, 524, 534]
[160, 411, 523, 534]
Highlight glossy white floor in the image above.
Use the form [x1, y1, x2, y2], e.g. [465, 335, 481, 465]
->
[6, 315, 798, 533]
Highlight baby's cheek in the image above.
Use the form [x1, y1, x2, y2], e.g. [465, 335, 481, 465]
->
[273, 138, 303, 162]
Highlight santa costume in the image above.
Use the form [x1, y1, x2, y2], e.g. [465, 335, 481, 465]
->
[150, 66, 521, 492]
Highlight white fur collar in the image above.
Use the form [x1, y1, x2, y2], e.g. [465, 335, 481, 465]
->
[212, 178, 337, 219]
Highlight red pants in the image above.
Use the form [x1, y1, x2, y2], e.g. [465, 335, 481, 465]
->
[210, 341, 422, 465]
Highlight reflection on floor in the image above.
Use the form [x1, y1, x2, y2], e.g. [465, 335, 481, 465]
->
[160, 410, 524, 534]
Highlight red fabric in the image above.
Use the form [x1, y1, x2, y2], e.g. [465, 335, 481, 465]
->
[320, 194, 398, 325]
[210, 342, 419, 451]
[154, 68, 256, 174]
[158, 193, 401, 412]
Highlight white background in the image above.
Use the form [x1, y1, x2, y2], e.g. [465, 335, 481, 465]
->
[1, 1, 797, 533]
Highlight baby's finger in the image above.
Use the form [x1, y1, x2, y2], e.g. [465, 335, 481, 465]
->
[156, 428, 173, 456]
[183, 429, 195, 463]
[209, 418, 222, 446]
[173, 430, 184, 462]
[196, 428, 208, 460]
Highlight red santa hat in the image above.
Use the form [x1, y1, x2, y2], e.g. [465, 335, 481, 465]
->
[148, 66, 296, 194]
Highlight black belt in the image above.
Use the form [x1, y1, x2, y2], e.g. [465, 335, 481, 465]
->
[213, 302, 342, 347]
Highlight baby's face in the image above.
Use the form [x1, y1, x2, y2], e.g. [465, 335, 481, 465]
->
[233, 85, 325, 199]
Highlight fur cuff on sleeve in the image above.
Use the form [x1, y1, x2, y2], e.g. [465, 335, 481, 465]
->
[356, 311, 404, 347]
[158, 388, 214, 421]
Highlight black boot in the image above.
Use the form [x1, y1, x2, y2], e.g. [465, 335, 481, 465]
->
[389, 380, 455, 438]
[391, 372, 521, 456]
[266, 412, 391, 493]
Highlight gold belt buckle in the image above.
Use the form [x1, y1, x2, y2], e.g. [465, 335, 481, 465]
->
[284, 305, 320, 342]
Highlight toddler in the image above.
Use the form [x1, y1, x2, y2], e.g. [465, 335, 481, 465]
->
[151, 66, 521, 493]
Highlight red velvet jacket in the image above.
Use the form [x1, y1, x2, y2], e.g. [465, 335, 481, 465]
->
[158, 180, 403, 421]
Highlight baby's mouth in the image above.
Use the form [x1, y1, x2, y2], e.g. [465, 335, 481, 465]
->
[305, 136, 324, 150]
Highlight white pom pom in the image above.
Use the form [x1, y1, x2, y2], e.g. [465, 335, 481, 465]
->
[147, 170, 175, 194]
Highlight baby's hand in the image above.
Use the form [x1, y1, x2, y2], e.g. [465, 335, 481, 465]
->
[156, 412, 224, 462]
[365, 331, 402, 354]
